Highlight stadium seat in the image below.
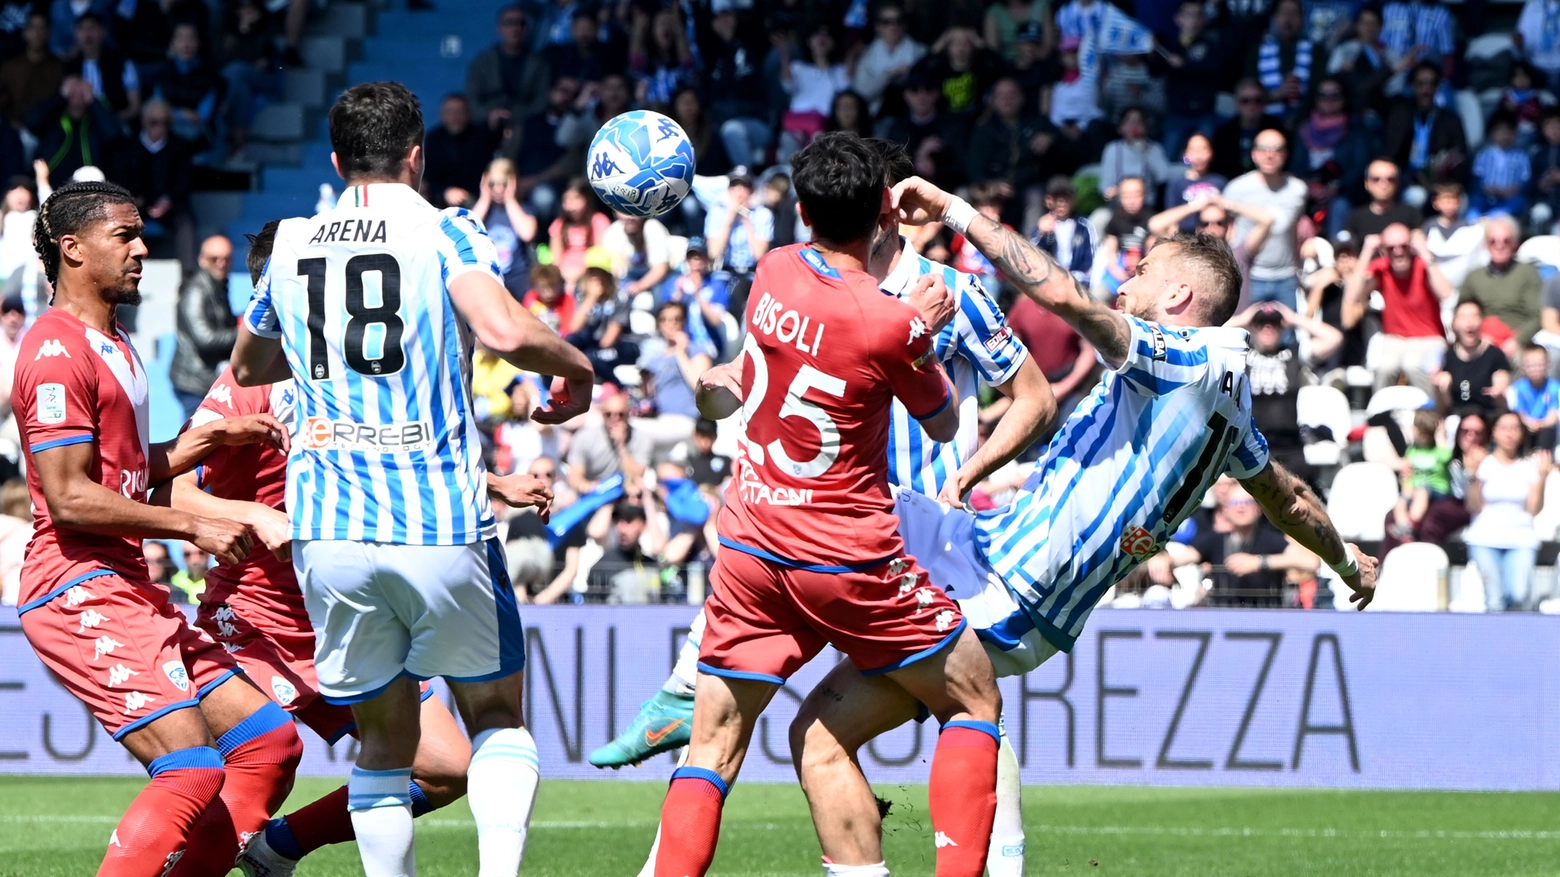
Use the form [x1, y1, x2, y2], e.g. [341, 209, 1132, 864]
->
[1466, 33, 1517, 62]
[1455, 90, 1485, 151]
[1326, 462, 1399, 541]
[666, 235, 688, 270]
[1366, 385, 1432, 417]
[1297, 385, 1352, 466]
[1533, 472, 1560, 541]
[1517, 235, 1560, 270]
[1370, 543, 1449, 611]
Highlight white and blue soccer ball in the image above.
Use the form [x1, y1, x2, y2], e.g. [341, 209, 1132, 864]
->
[586, 110, 696, 218]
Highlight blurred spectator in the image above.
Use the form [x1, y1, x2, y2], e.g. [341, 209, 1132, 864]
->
[558, 73, 633, 155]
[949, 182, 1010, 288]
[682, 418, 731, 490]
[1464, 412, 1551, 611]
[629, 7, 695, 108]
[1388, 409, 1454, 540]
[1032, 175, 1095, 288]
[1232, 302, 1341, 486]
[1346, 224, 1452, 392]
[143, 539, 174, 587]
[1534, 110, 1560, 232]
[878, 69, 967, 188]
[1515, 344, 1560, 449]
[1382, 0, 1456, 70]
[1292, 82, 1376, 239]
[984, 0, 1051, 64]
[471, 346, 523, 429]
[1223, 128, 1307, 305]
[218, 0, 279, 158]
[1514, 0, 1560, 95]
[916, 27, 1003, 121]
[568, 266, 639, 383]
[115, 0, 207, 76]
[1162, 134, 1226, 232]
[472, 158, 538, 301]
[170, 542, 208, 603]
[1421, 181, 1483, 287]
[1468, 113, 1531, 220]
[700, 8, 770, 169]
[585, 500, 663, 604]
[29, 78, 116, 185]
[604, 210, 670, 300]
[1246, 0, 1312, 121]
[1007, 21, 1051, 99]
[1327, 6, 1398, 118]
[545, 11, 619, 84]
[548, 177, 610, 288]
[704, 168, 771, 288]
[1159, 0, 1224, 155]
[467, 6, 552, 138]
[567, 393, 652, 494]
[1006, 290, 1095, 434]
[1461, 216, 1543, 352]
[1100, 53, 1165, 129]
[0, 296, 25, 380]
[668, 88, 731, 205]
[1099, 106, 1169, 204]
[1341, 159, 1421, 245]
[1098, 176, 1152, 291]
[966, 77, 1062, 214]
[521, 263, 574, 334]
[1497, 62, 1545, 150]
[116, 98, 196, 270]
[853, 2, 925, 113]
[1212, 79, 1284, 180]
[493, 380, 557, 477]
[0, 12, 62, 128]
[1054, 0, 1104, 44]
[761, 174, 798, 249]
[425, 94, 501, 209]
[826, 91, 873, 140]
[0, 478, 27, 606]
[63, 13, 139, 123]
[1438, 299, 1512, 418]
[1046, 36, 1105, 141]
[1164, 482, 1318, 608]
[776, 24, 849, 162]
[145, 22, 216, 142]
[658, 236, 730, 359]
[1150, 191, 1275, 306]
[1379, 410, 1483, 557]
[1384, 62, 1467, 189]
[48, 0, 112, 59]
[636, 300, 715, 455]
[1300, 238, 1366, 368]
[513, 75, 582, 220]
[169, 235, 234, 418]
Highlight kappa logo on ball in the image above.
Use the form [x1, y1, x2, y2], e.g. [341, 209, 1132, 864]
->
[1120, 525, 1157, 560]
[162, 660, 190, 692]
[271, 676, 298, 706]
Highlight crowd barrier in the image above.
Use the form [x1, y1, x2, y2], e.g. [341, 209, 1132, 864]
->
[2, 606, 1557, 790]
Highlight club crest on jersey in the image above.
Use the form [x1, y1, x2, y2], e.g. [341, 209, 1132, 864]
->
[162, 660, 190, 692]
[271, 676, 298, 706]
[1120, 525, 1158, 560]
[33, 339, 69, 359]
[36, 382, 66, 424]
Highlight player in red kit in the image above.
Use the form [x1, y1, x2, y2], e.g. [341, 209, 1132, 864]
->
[653, 132, 1005, 877]
[11, 181, 300, 877]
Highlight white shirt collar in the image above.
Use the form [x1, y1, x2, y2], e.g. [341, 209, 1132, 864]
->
[878, 236, 926, 298]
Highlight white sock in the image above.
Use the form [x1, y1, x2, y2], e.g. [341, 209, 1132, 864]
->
[987, 719, 1026, 877]
[636, 748, 688, 877]
[663, 609, 706, 697]
[823, 862, 890, 876]
[348, 766, 416, 877]
[468, 727, 541, 877]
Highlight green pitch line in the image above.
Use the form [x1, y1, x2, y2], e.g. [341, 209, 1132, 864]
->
[6, 777, 1560, 875]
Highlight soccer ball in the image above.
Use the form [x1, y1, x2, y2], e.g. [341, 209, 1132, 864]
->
[586, 110, 696, 218]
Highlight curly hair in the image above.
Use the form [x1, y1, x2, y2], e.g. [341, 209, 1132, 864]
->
[245, 219, 281, 287]
[33, 180, 137, 287]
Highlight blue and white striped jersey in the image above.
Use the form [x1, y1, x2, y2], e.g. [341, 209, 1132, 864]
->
[973, 316, 1270, 650]
[879, 239, 1029, 496]
[243, 183, 500, 545]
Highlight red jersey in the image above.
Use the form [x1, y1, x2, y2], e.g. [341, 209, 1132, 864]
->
[719, 245, 950, 567]
[188, 368, 306, 630]
[11, 308, 151, 604]
[1370, 256, 1444, 339]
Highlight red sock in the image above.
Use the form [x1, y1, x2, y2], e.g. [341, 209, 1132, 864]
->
[654, 767, 728, 877]
[173, 703, 304, 876]
[277, 784, 355, 855]
[928, 721, 999, 877]
[98, 747, 225, 877]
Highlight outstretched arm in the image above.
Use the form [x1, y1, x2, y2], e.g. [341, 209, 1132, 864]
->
[1240, 460, 1379, 609]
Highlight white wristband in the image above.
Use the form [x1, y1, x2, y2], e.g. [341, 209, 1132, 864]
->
[942, 198, 979, 235]
[1329, 551, 1359, 579]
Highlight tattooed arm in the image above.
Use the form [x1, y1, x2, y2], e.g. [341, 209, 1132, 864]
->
[890, 176, 1134, 369]
[1240, 460, 1379, 609]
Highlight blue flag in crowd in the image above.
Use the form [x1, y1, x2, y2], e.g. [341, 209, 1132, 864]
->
[546, 474, 625, 549]
[1096, 5, 1154, 55]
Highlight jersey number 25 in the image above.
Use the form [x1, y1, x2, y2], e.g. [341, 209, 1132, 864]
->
[740, 334, 845, 479]
[297, 254, 405, 380]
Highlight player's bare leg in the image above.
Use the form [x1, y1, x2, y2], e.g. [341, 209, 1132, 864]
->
[109, 707, 226, 877]
[171, 675, 303, 875]
[448, 671, 540, 877]
[654, 673, 778, 877]
[348, 675, 423, 877]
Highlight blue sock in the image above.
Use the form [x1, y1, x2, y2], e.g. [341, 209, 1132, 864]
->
[265, 816, 305, 860]
[409, 780, 434, 817]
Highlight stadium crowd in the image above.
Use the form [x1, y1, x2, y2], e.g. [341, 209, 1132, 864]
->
[6, 0, 1560, 612]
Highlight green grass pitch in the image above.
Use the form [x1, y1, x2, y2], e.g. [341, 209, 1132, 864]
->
[4, 776, 1560, 875]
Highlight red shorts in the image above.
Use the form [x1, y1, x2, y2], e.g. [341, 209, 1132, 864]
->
[20, 571, 241, 740]
[698, 547, 967, 682]
[196, 594, 434, 744]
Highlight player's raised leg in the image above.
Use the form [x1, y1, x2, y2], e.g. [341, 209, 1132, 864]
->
[589, 609, 703, 767]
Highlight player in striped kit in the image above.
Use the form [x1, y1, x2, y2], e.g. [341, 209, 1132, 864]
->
[782, 176, 1380, 874]
[228, 82, 595, 877]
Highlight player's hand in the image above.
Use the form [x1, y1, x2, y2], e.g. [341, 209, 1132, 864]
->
[248, 504, 292, 562]
[907, 273, 955, 333]
[204, 413, 290, 453]
[891, 176, 956, 227]
[937, 467, 974, 509]
[1145, 552, 1175, 585]
[1342, 543, 1378, 610]
[1223, 552, 1264, 577]
[191, 516, 255, 566]
[489, 473, 554, 521]
[532, 374, 592, 425]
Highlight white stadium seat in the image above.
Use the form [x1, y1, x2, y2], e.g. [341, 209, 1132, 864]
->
[1517, 235, 1560, 270]
[1466, 33, 1516, 62]
[1369, 543, 1449, 612]
[1297, 385, 1352, 466]
[1326, 462, 1399, 541]
[1366, 385, 1432, 417]
[1455, 90, 1485, 150]
[1533, 471, 1560, 542]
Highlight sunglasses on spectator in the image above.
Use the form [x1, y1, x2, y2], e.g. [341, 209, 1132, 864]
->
[1489, 236, 1516, 246]
[658, 314, 685, 323]
[1459, 426, 1484, 435]
[1368, 174, 1397, 183]
[1197, 217, 1229, 229]
[1253, 144, 1285, 152]
[1383, 243, 1411, 253]
[603, 410, 628, 419]
[534, 468, 556, 478]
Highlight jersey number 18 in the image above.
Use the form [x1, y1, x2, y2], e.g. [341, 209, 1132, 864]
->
[297, 254, 406, 380]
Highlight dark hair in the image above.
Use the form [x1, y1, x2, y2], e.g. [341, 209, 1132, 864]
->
[1523, 342, 1549, 360]
[1412, 59, 1441, 84]
[328, 81, 425, 181]
[791, 131, 885, 246]
[828, 90, 872, 137]
[1356, 5, 1381, 22]
[970, 180, 1007, 208]
[441, 92, 469, 107]
[529, 262, 564, 288]
[656, 299, 688, 322]
[1488, 110, 1520, 133]
[33, 180, 137, 286]
[612, 499, 647, 522]
[497, 4, 526, 23]
[1455, 297, 1484, 317]
[865, 138, 915, 186]
[245, 219, 281, 286]
[1164, 232, 1244, 325]
[1431, 179, 1463, 198]
[1331, 238, 1358, 258]
[1045, 175, 1075, 198]
[1118, 105, 1146, 126]
[75, 11, 103, 28]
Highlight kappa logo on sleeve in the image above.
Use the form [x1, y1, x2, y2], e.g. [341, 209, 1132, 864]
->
[33, 339, 69, 360]
[207, 383, 233, 407]
[908, 318, 928, 344]
[37, 383, 66, 424]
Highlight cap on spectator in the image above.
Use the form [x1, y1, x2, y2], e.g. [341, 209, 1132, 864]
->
[686, 236, 709, 256]
[1016, 21, 1043, 42]
[1, 296, 23, 316]
[695, 417, 718, 437]
[612, 500, 647, 523]
[728, 166, 755, 188]
[1060, 34, 1082, 51]
[1045, 176, 1075, 198]
[1249, 306, 1284, 328]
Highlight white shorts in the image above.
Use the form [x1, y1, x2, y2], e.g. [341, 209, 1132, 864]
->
[894, 489, 1059, 677]
[296, 538, 525, 703]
